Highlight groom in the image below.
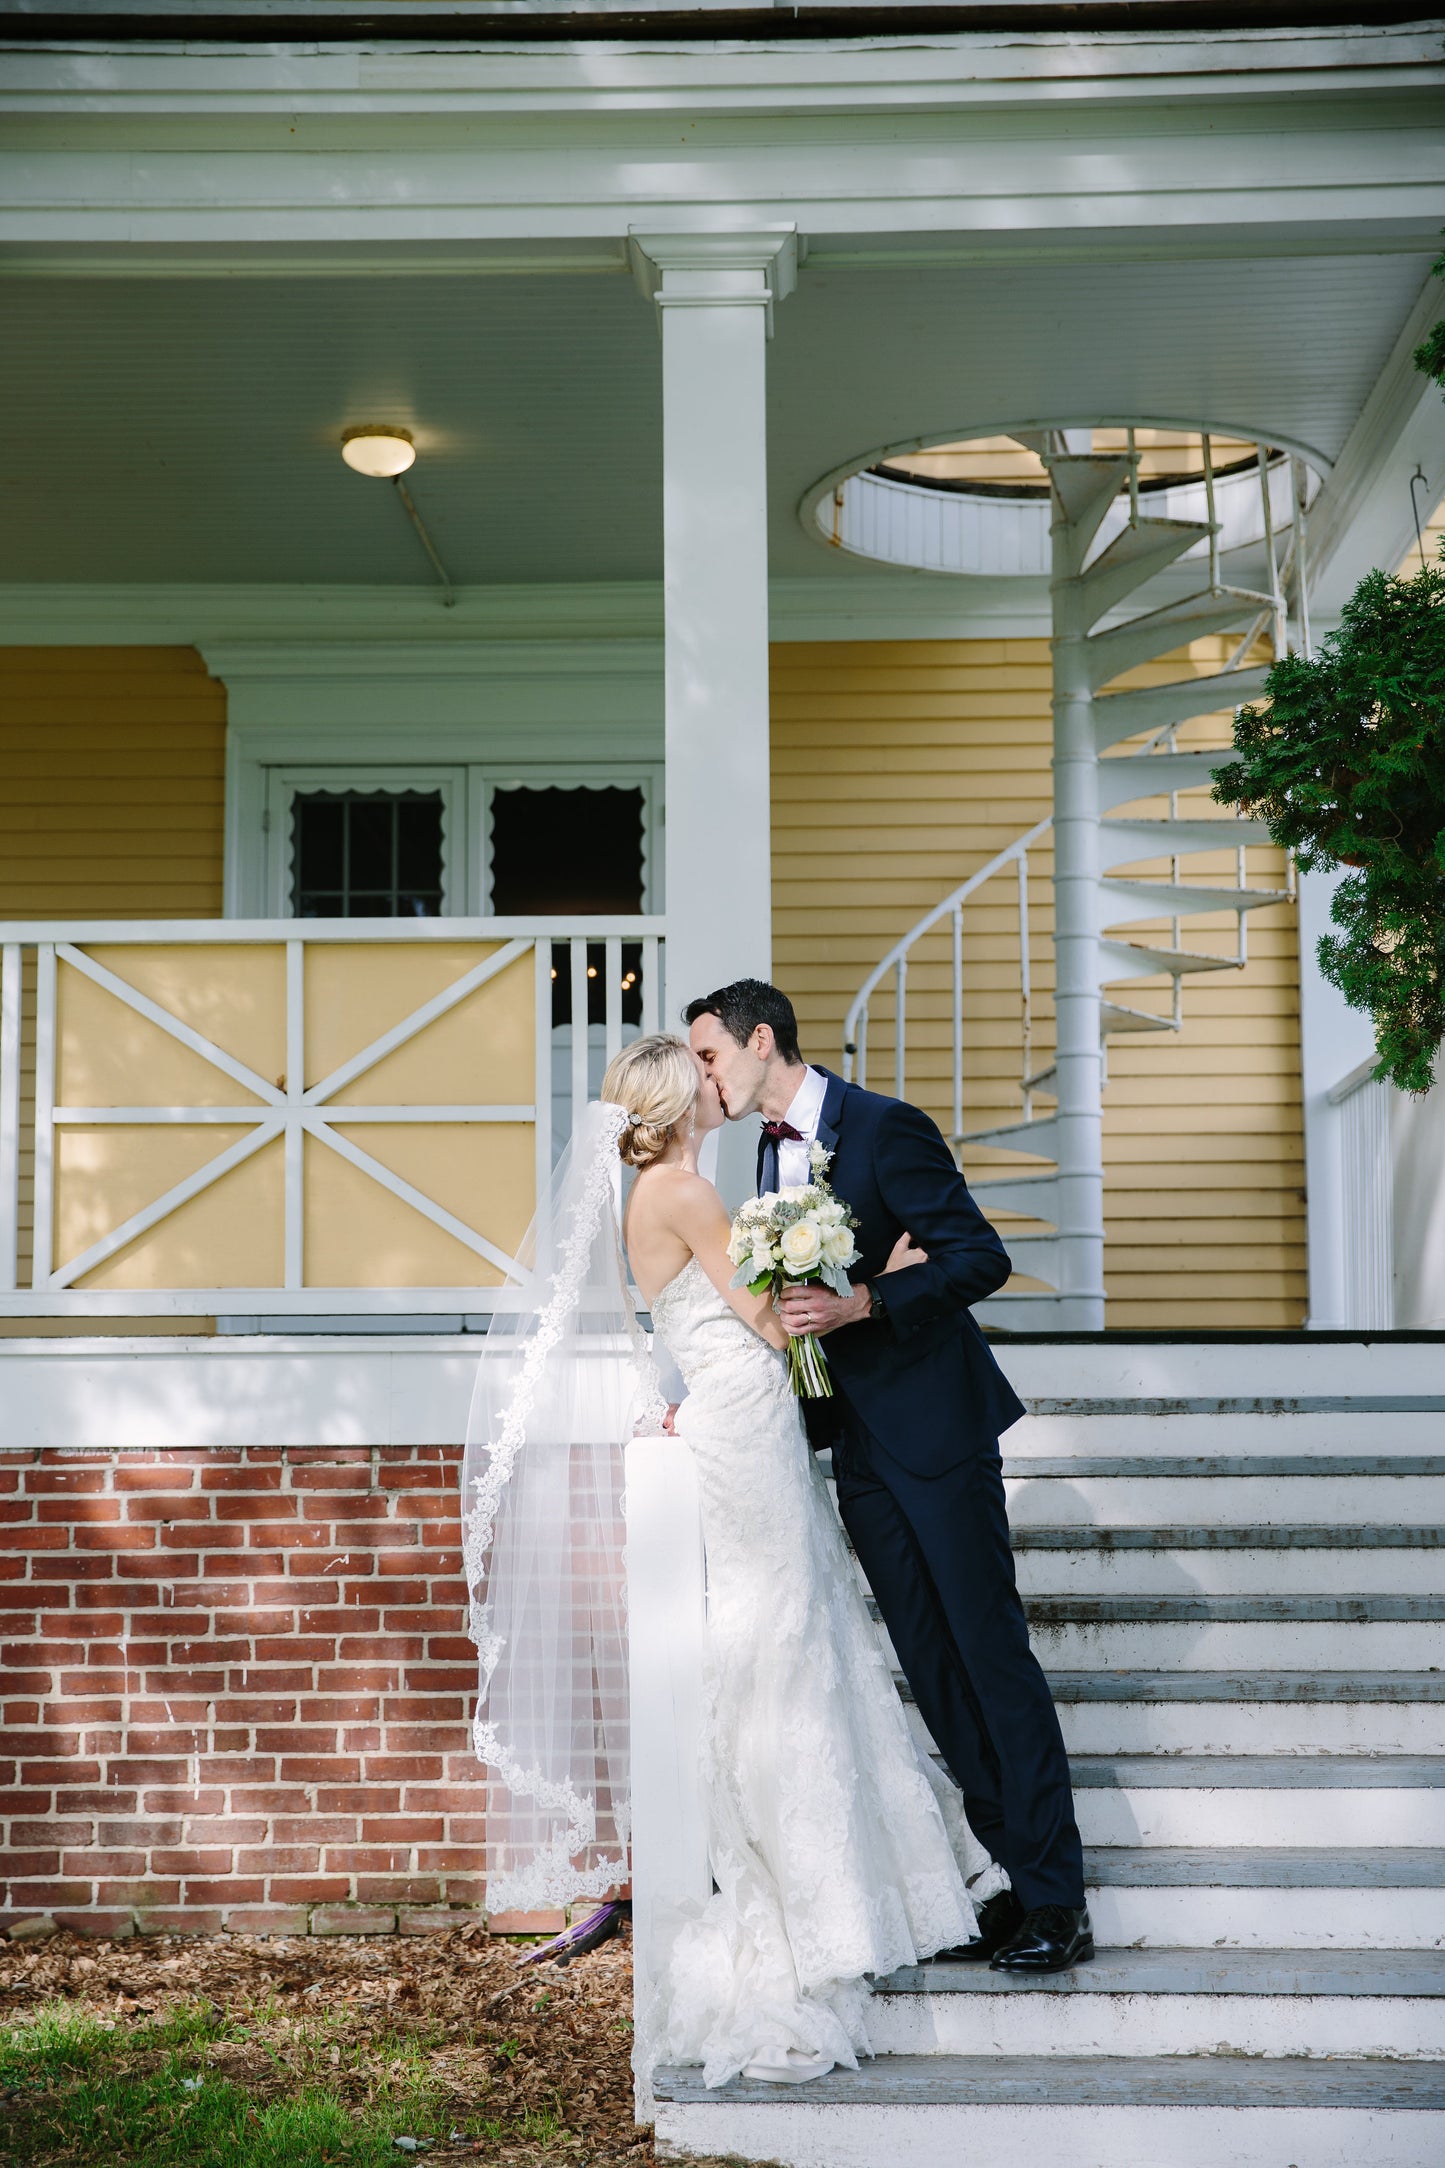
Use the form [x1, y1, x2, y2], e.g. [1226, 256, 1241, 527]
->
[685, 977, 1090, 1974]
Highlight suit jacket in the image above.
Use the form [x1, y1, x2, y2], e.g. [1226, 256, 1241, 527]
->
[760, 1069, 1025, 1475]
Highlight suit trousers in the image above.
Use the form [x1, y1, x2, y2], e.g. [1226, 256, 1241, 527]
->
[832, 1413, 1085, 1913]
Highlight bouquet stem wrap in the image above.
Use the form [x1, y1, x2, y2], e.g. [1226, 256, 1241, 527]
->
[728, 1144, 861, 1401]
[787, 1328, 833, 1400]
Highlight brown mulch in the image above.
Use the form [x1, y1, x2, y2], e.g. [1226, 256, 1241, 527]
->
[0, 1922, 767, 2168]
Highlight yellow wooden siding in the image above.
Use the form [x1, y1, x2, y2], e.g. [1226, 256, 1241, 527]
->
[770, 638, 1306, 1330]
[0, 646, 226, 1330]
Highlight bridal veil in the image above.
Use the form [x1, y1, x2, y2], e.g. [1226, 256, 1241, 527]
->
[460, 1099, 665, 1916]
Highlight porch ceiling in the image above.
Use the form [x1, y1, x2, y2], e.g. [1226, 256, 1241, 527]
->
[0, 246, 1434, 588]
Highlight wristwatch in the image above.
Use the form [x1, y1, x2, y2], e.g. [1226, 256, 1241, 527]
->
[867, 1283, 886, 1321]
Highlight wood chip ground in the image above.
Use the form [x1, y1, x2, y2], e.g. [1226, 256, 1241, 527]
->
[0, 1924, 775, 2168]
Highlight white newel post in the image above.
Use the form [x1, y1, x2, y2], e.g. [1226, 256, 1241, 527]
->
[629, 228, 797, 1192]
[1297, 865, 1379, 1327]
[624, 1435, 709, 2108]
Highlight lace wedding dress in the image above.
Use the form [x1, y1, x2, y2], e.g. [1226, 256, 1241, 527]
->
[644, 1255, 1008, 2089]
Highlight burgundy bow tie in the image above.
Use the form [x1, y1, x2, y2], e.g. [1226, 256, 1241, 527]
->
[761, 1120, 804, 1143]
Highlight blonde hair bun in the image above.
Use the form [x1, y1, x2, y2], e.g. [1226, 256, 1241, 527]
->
[601, 1034, 699, 1170]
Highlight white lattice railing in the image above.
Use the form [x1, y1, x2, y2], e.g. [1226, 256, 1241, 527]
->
[0, 917, 662, 1317]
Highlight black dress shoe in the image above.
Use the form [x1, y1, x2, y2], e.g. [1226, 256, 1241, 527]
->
[927, 1888, 1025, 1963]
[989, 1903, 1094, 1974]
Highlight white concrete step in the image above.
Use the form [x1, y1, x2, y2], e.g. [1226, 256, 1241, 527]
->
[1018, 1552, 1445, 1604]
[1086, 1850, 1445, 1950]
[1047, 1668, 1445, 1756]
[1008, 1514, 1443, 1597]
[1071, 1757, 1445, 1849]
[1005, 1413, 1445, 1448]
[867, 1948, 1445, 2061]
[876, 1603, 1445, 1672]
[652, 2054, 1445, 2168]
[1003, 1475, 1445, 1524]
[983, 1340, 1445, 1400]
[1057, 1694, 1445, 1758]
[1027, 1620, 1445, 1671]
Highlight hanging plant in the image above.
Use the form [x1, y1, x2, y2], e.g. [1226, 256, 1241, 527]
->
[1211, 549, 1445, 1094]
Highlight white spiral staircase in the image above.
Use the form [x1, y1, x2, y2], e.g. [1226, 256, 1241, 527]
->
[843, 430, 1309, 1329]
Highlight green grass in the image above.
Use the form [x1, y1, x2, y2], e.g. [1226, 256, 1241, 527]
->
[0, 2003, 493, 2168]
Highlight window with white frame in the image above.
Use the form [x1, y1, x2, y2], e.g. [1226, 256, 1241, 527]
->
[257, 762, 661, 925]
[264, 765, 467, 918]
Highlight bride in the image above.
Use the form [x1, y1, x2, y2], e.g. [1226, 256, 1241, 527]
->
[462, 1033, 1007, 2097]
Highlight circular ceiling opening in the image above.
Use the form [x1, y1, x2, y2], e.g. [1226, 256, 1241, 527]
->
[804, 424, 1322, 580]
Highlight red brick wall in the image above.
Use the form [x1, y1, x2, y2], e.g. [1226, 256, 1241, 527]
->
[0, 1444, 518, 1938]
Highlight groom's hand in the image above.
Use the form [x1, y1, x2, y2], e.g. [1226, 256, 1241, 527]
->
[777, 1281, 871, 1338]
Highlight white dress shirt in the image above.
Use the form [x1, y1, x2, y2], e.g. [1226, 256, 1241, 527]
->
[775, 1064, 829, 1190]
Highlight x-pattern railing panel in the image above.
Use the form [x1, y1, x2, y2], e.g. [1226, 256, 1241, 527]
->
[0, 917, 664, 1316]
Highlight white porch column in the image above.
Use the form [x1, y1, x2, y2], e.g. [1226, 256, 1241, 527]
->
[1047, 487, 1107, 1331]
[629, 228, 797, 1035]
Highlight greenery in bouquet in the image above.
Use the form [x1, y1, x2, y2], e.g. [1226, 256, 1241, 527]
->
[728, 1143, 861, 1398]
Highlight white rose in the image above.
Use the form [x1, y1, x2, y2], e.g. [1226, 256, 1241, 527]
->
[749, 1247, 776, 1282]
[816, 1199, 846, 1226]
[780, 1219, 823, 1272]
[727, 1229, 750, 1265]
[778, 1183, 814, 1205]
[823, 1225, 857, 1268]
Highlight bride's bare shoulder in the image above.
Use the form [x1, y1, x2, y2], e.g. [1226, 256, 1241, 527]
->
[627, 1164, 719, 1228]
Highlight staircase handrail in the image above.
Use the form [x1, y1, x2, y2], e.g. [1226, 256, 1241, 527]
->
[842, 816, 1053, 1121]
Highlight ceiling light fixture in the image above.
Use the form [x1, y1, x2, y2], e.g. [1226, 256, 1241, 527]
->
[339, 424, 454, 608]
[340, 425, 416, 478]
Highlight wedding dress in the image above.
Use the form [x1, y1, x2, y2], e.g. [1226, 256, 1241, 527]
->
[643, 1253, 1007, 2089]
[462, 1101, 1006, 2103]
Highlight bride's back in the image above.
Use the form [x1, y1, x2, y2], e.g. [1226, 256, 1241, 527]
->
[622, 1161, 706, 1307]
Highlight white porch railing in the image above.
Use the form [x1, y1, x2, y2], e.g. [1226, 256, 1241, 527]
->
[1328, 1056, 1394, 1330]
[842, 819, 1052, 1132]
[0, 916, 663, 1317]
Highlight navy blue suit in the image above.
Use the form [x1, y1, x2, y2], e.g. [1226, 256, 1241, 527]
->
[762, 1069, 1084, 1911]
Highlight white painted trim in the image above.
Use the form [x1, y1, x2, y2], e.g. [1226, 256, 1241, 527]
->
[0, 1289, 529, 1318]
[203, 636, 667, 680]
[483, 764, 662, 914]
[0, 944, 21, 1293]
[211, 645, 667, 918]
[30, 943, 55, 1288]
[1328, 1057, 1384, 1108]
[0, 1331, 1441, 1458]
[52, 1103, 536, 1124]
[1309, 269, 1445, 611]
[1, 31, 1440, 114]
[533, 935, 552, 1199]
[0, 578, 1056, 650]
[629, 225, 798, 339]
[0, 915, 666, 942]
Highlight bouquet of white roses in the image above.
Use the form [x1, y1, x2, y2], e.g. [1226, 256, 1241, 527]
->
[728, 1143, 861, 1399]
